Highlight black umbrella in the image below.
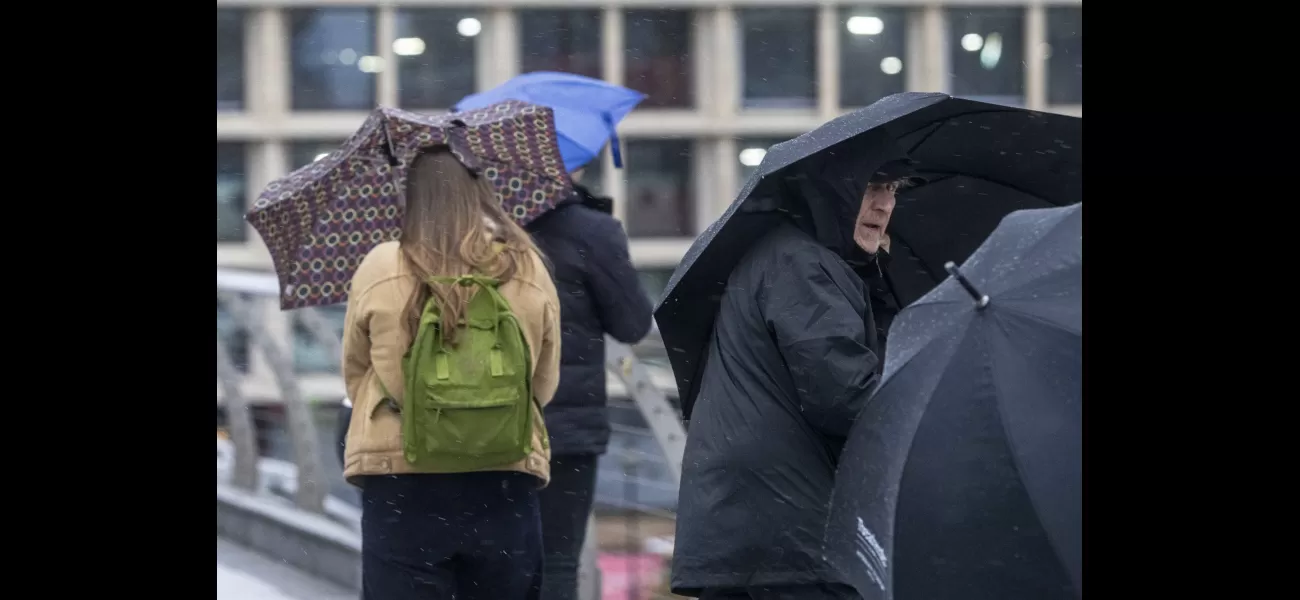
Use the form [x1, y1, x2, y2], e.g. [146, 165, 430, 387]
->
[653, 92, 1081, 409]
[822, 203, 1082, 600]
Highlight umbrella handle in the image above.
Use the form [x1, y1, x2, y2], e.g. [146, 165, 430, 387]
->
[944, 261, 990, 309]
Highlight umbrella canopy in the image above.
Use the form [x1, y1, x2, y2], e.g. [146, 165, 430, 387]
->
[823, 203, 1082, 600]
[245, 99, 571, 310]
[453, 71, 646, 171]
[654, 91, 1080, 409]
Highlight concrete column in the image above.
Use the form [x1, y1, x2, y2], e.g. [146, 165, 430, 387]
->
[221, 293, 328, 515]
[816, 3, 840, 118]
[249, 8, 288, 116]
[711, 7, 739, 117]
[1025, 2, 1047, 110]
[218, 338, 260, 493]
[484, 8, 519, 89]
[377, 5, 398, 107]
[917, 4, 948, 93]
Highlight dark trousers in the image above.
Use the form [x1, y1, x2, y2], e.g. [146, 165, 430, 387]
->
[698, 583, 861, 600]
[361, 471, 544, 600]
[537, 454, 600, 600]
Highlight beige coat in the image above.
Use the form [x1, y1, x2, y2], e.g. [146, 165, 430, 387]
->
[340, 241, 562, 486]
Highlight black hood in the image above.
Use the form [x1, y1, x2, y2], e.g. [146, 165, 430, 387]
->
[781, 129, 912, 261]
[561, 182, 614, 214]
[526, 182, 612, 235]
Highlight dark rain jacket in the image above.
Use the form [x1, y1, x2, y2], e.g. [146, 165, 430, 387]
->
[671, 152, 893, 595]
[526, 184, 653, 456]
[851, 247, 903, 352]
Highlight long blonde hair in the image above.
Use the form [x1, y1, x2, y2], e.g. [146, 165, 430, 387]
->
[400, 149, 540, 345]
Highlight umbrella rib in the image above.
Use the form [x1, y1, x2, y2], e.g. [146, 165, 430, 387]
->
[986, 318, 1078, 584]
[993, 304, 1081, 337]
[911, 170, 1053, 203]
[894, 315, 979, 479]
[982, 208, 1081, 277]
[961, 208, 1080, 307]
[886, 229, 948, 283]
[895, 108, 1025, 146]
[903, 122, 945, 155]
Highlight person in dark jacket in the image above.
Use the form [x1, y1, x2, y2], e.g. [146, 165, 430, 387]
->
[526, 166, 654, 600]
[670, 135, 919, 600]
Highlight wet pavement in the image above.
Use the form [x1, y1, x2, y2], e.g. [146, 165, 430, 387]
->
[217, 537, 354, 600]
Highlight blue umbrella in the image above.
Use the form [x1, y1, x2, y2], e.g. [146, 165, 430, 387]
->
[453, 71, 646, 172]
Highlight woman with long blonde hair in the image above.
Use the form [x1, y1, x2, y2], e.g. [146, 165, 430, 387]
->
[340, 149, 562, 600]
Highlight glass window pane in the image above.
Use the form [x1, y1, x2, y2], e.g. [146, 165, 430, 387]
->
[519, 10, 602, 79]
[625, 10, 694, 109]
[1046, 7, 1082, 105]
[735, 136, 793, 192]
[396, 9, 480, 109]
[576, 148, 606, 197]
[948, 8, 1025, 107]
[217, 10, 245, 112]
[637, 267, 677, 304]
[289, 8, 378, 111]
[217, 143, 246, 243]
[288, 140, 348, 172]
[294, 306, 347, 373]
[624, 140, 695, 238]
[839, 7, 908, 107]
[739, 9, 817, 110]
[217, 296, 251, 373]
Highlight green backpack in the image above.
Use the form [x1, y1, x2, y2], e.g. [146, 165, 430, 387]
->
[379, 270, 538, 472]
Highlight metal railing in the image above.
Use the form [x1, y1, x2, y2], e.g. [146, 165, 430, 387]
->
[216, 267, 687, 599]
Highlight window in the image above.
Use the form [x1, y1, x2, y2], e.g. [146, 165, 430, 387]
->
[735, 136, 793, 191]
[519, 10, 602, 79]
[637, 267, 677, 304]
[625, 10, 694, 109]
[948, 8, 1025, 107]
[839, 7, 908, 107]
[294, 306, 347, 373]
[288, 140, 348, 172]
[217, 10, 244, 111]
[217, 143, 246, 243]
[739, 9, 817, 110]
[217, 296, 251, 374]
[288, 8, 378, 111]
[624, 140, 694, 238]
[596, 420, 680, 510]
[576, 148, 607, 197]
[395, 9, 480, 109]
[1046, 7, 1082, 105]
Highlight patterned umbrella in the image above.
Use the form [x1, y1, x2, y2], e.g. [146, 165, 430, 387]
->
[245, 100, 572, 310]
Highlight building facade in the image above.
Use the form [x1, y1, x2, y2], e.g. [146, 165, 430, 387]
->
[217, 0, 1081, 381]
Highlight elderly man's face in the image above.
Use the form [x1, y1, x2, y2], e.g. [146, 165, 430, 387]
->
[854, 180, 900, 254]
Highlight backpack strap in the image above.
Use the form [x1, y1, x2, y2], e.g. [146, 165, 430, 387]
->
[373, 242, 511, 410]
[427, 274, 506, 376]
[428, 241, 510, 374]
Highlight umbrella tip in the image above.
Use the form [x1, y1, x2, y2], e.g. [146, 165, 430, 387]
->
[943, 261, 990, 309]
